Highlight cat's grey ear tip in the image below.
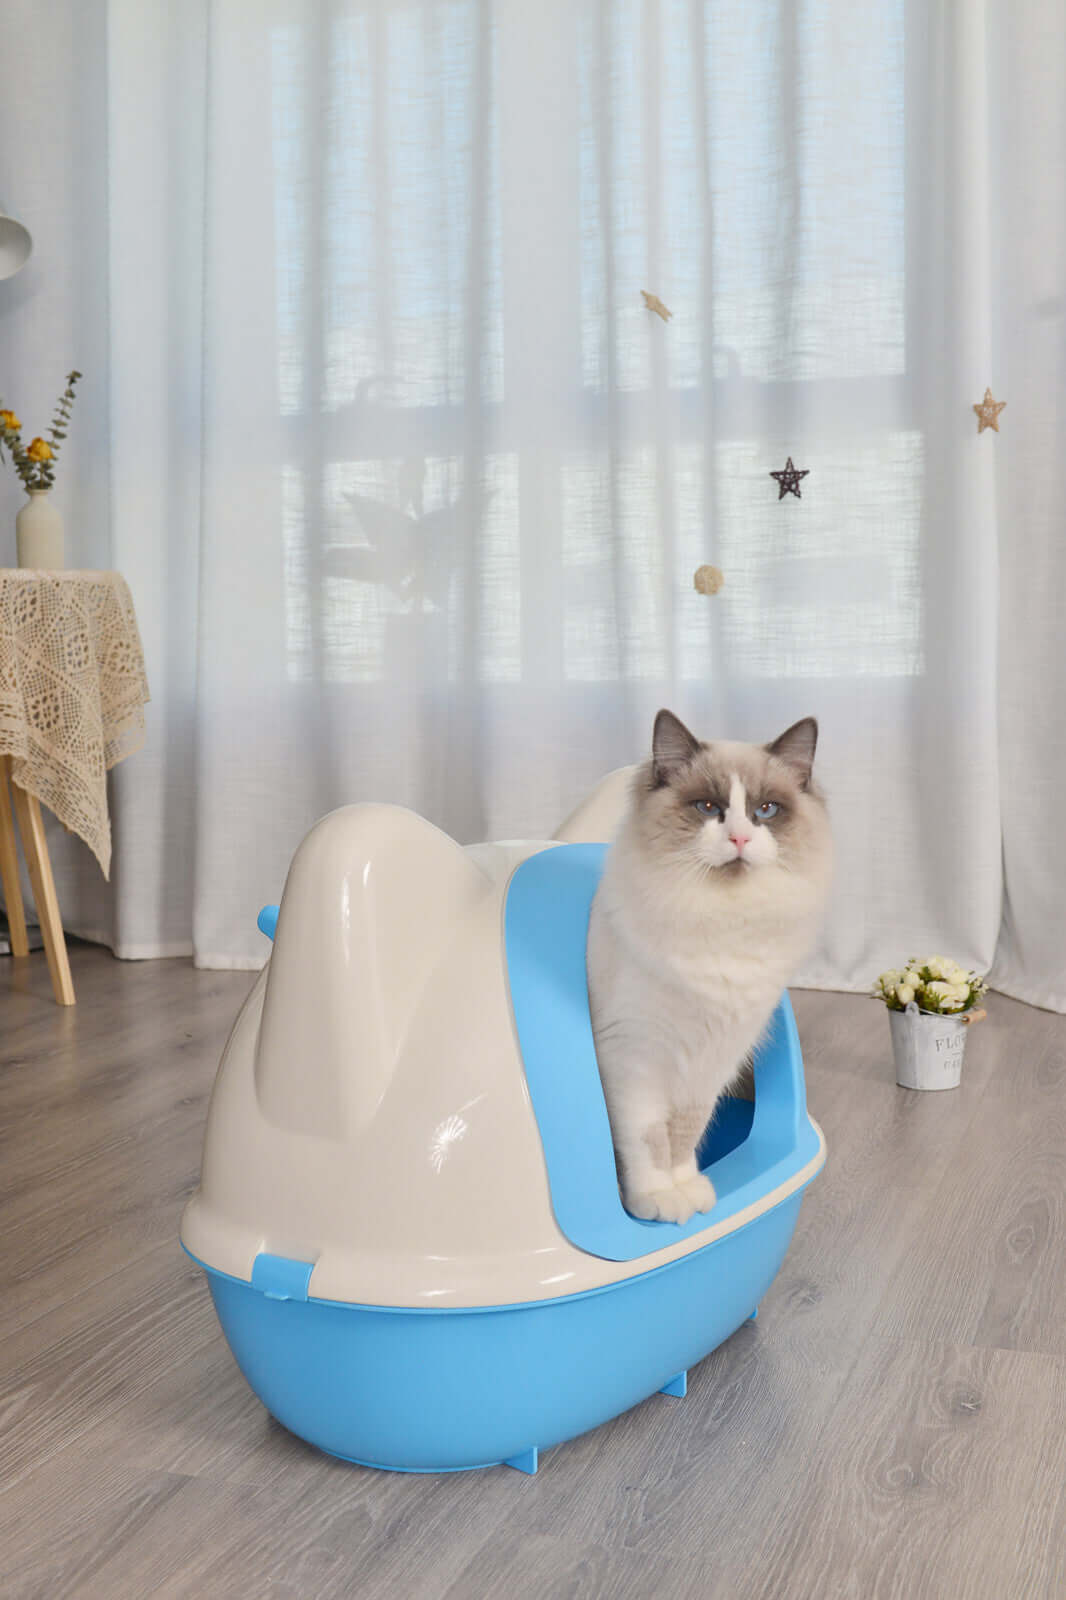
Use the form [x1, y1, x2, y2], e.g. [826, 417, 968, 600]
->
[651, 708, 701, 777]
[652, 707, 690, 743]
[766, 717, 820, 783]
[769, 714, 819, 746]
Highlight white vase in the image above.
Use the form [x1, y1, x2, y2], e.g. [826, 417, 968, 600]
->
[888, 1002, 969, 1090]
[16, 490, 65, 569]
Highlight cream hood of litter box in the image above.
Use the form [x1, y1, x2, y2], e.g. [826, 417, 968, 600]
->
[180, 772, 823, 1308]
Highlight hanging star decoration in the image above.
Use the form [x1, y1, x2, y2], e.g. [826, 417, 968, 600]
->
[973, 387, 1006, 433]
[641, 290, 672, 322]
[693, 564, 724, 595]
[770, 457, 809, 500]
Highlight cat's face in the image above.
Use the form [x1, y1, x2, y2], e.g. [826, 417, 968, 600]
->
[633, 710, 828, 881]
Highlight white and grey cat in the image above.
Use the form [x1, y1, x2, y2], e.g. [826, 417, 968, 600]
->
[587, 709, 832, 1225]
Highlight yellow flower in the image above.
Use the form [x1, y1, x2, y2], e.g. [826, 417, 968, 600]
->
[0, 409, 21, 431]
[26, 437, 53, 462]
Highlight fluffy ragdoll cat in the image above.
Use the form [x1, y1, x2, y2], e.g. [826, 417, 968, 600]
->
[587, 709, 832, 1225]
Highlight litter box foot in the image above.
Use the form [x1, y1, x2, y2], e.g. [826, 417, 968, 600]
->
[505, 1448, 539, 1476]
[748, 1305, 759, 1321]
[660, 1370, 687, 1398]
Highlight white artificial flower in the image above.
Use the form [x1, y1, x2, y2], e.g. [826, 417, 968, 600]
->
[906, 969, 922, 988]
[878, 969, 904, 993]
[924, 979, 968, 1011]
[897, 984, 915, 1005]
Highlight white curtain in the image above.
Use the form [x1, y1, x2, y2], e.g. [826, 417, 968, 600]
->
[0, 0, 1063, 1007]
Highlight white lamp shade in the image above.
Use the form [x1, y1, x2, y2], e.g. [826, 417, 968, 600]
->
[0, 213, 33, 279]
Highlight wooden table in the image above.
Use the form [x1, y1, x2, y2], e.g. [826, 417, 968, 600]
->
[0, 755, 75, 1003]
[0, 570, 149, 1005]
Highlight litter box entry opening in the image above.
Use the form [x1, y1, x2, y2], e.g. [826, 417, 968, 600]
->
[505, 844, 818, 1265]
[695, 1094, 756, 1170]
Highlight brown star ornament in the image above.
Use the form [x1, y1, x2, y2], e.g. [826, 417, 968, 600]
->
[973, 388, 1006, 433]
[641, 290, 672, 322]
[770, 457, 809, 500]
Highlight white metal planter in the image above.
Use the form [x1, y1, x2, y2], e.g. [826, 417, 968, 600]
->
[889, 1001, 982, 1090]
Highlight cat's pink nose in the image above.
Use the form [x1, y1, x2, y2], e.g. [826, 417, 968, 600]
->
[729, 831, 751, 851]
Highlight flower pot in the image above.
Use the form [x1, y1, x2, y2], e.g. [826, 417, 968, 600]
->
[16, 490, 64, 569]
[888, 1002, 971, 1091]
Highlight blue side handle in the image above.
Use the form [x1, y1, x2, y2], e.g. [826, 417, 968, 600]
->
[250, 1251, 314, 1301]
[258, 904, 279, 941]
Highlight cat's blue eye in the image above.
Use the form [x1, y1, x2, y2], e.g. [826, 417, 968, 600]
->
[755, 801, 780, 821]
[693, 799, 723, 819]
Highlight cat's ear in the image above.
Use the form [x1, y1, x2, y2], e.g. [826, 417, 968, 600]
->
[652, 709, 701, 785]
[767, 717, 818, 790]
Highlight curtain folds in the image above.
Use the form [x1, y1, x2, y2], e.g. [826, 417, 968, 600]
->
[0, 0, 1062, 1006]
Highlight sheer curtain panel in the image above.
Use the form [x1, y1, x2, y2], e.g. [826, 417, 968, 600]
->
[0, 0, 1062, 1008]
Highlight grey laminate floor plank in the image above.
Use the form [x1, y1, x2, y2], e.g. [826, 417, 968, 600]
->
[1, 1243, 218, 1493]
[3, 948, 1065, 1598]
[7, 1470, 396, 1600]
[1, 1103, 211, 1256]
[439, 1532, 712, 1600]
[876, 998, 1066, 1356]
[739, 1337, 1066, 1600]
[0, 968, 248, 1194]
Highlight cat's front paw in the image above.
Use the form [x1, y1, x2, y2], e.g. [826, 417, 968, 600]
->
[678, 1173, 717, 1214]
[625, 1185, 697, 1225]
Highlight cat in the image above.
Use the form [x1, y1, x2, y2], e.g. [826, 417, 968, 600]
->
[586, 709, 832, 1224]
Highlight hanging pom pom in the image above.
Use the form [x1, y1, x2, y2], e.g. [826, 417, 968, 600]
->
[693, 564, 724, 595]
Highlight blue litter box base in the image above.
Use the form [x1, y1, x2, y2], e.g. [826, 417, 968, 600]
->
[192, 1189, 804, 1475]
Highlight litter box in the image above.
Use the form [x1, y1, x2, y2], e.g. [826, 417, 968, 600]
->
[180, 776, 825, 1474]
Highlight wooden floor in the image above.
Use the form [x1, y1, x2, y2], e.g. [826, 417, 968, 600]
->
[3, 947, 1066, 1599]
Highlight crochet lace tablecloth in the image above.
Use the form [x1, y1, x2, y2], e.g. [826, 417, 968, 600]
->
[0, 571, 149, 879]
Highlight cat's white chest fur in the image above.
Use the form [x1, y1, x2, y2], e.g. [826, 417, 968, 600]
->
[586, 711, 831, 1226]
[589, 856, 808, 1096]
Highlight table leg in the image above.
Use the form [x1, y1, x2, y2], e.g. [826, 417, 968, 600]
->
[0, 757, 30, 957]
[8, 775, 76, 1006]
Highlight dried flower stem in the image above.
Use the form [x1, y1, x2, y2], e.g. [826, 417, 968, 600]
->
[0, 370, 82, 492]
